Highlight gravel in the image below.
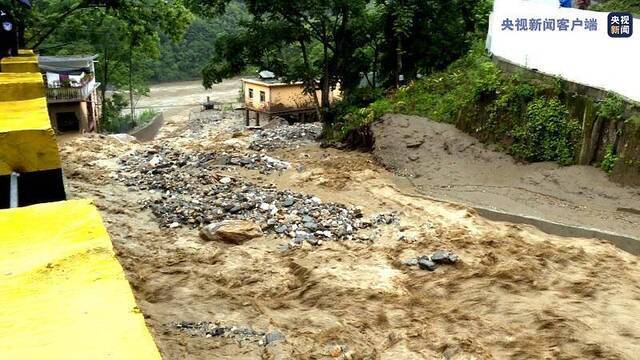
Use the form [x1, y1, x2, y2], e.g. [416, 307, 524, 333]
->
[119, 146, 290, 176]
[173, 321, 266, 343]
[117, 145, 397, 245]
[249, 123, 322, 151]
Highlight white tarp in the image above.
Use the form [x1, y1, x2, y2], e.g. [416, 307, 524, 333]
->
[487, 0, 640, 102]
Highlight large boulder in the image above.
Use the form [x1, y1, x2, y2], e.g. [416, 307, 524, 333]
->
[200, 220, 263, 244]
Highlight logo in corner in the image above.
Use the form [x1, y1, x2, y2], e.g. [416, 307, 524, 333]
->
[608, 12, 633, 38]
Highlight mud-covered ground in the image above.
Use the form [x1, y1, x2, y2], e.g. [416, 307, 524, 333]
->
[58, 86, 640, 359]
[373, 114, 640, 240]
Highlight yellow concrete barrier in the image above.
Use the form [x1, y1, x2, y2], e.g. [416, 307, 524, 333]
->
[18, 49, 35, 57]
[0, 72, 45, 102]
[0, 200, 162, 359]
[0, 97, 60, 175]
[0, 71, 65, 207]
[1, 55, 39, 73]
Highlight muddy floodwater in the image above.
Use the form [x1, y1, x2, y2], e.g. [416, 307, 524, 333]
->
[58, 81, 640, 359]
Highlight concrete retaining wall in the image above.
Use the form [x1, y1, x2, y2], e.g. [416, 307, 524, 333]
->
[473, 206, 640, 256]
[130, 112, 164, 142]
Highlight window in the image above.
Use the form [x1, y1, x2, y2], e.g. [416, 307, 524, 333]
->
[260, 91, 266, 102]
[248, 88, 253, 99]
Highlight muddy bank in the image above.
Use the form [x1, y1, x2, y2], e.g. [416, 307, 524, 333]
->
[372, 114, 640, 241]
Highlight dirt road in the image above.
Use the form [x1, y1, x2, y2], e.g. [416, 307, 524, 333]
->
[57, 83, 640, 359]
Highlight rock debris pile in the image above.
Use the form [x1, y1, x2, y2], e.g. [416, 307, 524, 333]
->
[404, 250, 460, 271]
[119, 146, 290, 179]
[188, 109, 234, 136]
[216, 152, 291, 173]
[249, 122, 322, 151]
[118, 146, 397, 244]
[149, 177, 374, 243]
[173, 321, 284, 346]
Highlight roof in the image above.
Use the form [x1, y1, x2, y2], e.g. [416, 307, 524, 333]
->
[242, 77, 305, 88]
[258, 70, 275, 79]
[38, 55, 98, 73]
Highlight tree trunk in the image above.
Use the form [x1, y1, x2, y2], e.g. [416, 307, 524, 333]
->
[396, 37, 403, 88]
[299, 39, 322, 121]
[102, 44, 108, 104]
[321, 29, 331, 123]
[373, 43, 379, 88]
[129, 40, 135, 125]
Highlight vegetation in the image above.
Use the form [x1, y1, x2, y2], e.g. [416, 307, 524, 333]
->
[202, 0, 491, 122]
[149, 3, 250, 82]
[100, 93, 158, 134]
[597, 94, 626, 121]
[328, 43, 587, 165]
[511, 99, 580, 165]
[592, 0, 640, 14]
[601, 144, 619, 174]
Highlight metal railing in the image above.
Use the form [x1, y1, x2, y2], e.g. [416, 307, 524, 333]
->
[45, 75, 96, 103]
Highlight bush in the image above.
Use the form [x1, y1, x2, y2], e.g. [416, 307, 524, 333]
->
[136, 109, 158, 126]
[101, 93, 133, 134]
[510, 98, 580, 165]
[601, 144, 619, 174]
[597, 94, 626, 120]
[101, 92, 158, 134]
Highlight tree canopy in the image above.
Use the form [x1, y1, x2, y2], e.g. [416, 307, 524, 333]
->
[202, 0, 491, 122]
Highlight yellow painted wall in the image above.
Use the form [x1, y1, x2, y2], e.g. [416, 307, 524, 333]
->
[0, 94, 61, 175]
[243, 79, 342, 113]
[270, 85, 317, 111]
[244, 82, 271, 111]
[0, 200, 162, 359]
[0, 57, 62, 175]
[18, 49, 35, 57]
[1, 56, 39, 73]
[0, 73, 45, 102]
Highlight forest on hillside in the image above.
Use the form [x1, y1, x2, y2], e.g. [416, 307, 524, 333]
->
[2, 0, 634, 132]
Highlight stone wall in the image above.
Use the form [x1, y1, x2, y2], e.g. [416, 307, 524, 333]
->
[494, 56, 640, 186]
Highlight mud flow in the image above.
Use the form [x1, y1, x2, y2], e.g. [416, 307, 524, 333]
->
[59, 82, 640, 359]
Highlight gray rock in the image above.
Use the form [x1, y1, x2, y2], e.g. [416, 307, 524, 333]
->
[283, 197, 295, 207]
[304, 221, 318, 231]
[406, 137, 425, 148]
[276, 244, 290, 252]
[417, 256, 438, 271]
[431, 250, 459, 264]
[402, 258, 418, 266]
[264, 330, 285, 345]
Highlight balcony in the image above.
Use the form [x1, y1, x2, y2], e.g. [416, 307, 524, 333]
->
[45, 74, 98, 103]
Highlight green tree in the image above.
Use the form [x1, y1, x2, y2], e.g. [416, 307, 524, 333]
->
[29, 0, 192, 121]
[202, 0, 372, 123]
[149, 2, 250, 82]
[378, 0, 490, 86]
[202, 0, 490, 123]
